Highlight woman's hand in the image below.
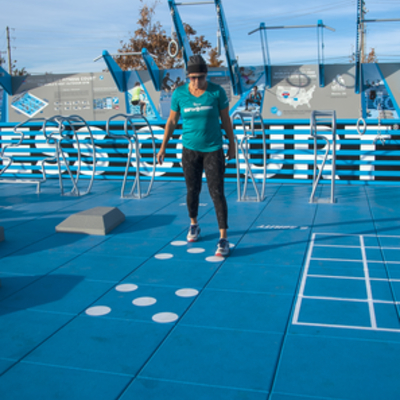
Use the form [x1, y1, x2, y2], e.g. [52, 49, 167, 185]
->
[157, 110, 180, 166]
[157, 148, 166, 165]
[220, 107, 236, 161]
[226, 143, 236, 161]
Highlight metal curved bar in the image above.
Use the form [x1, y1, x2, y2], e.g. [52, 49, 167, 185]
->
[42, 116, 66, 194]
[0, 117, 49, 193]
[357, 117, 367, 135]
[106, 113, 156, 199]
[239, 135, 260, 201]
[65, 115, 97, 196]
[309, 110, 337, 203]
[59, 118, 81, 196]
[168, 39, 180, 58]
[129, 115, 157, 199]
[42, 115, 97, 196]
[231, 110, 267, 202]
[372, 102, 391, 146]
[309, 135, 330, 203]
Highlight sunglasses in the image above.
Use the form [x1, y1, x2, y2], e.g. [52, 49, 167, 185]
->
[189, 75, 206, 81]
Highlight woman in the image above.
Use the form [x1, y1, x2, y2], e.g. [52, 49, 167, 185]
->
[130, 82, 147, 116]
[157, 55, 235, 257]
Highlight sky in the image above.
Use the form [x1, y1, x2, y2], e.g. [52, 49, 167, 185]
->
[1, 0, 400, 74]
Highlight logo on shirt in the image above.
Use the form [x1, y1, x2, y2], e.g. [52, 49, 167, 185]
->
[183, 106, 213, 113]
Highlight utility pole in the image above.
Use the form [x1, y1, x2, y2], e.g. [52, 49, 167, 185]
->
[6, 26, 12, 74]
[359, 0, 367, 62]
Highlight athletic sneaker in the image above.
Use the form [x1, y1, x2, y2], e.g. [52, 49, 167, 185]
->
[215, 238, 230, 257]
[187, 224, 201, 242]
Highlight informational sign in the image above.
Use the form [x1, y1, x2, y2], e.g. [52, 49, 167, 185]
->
[262, 64, 359, 120]
[7, 72, 126, 122]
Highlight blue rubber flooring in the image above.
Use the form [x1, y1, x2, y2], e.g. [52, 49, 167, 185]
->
[1, 180, 400, 399]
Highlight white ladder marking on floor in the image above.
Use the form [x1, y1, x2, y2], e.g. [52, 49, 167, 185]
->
[360, 235, 377, 329]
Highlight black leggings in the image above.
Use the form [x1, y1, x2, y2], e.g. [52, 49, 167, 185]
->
[182, 147, 228, 230]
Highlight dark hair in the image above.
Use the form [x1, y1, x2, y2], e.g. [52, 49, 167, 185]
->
[187, 55, 208, 74]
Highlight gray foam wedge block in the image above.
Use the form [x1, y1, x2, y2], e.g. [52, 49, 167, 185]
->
[0, 226, 4, 242]
[56, 207, 125, 235]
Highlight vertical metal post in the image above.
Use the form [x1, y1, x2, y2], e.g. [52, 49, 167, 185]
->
[259, 23, 271, 89]
[355, 0, 364, 94]
[309, 110, 337, 204]
[330, 115, 337, 203]
[6, 27, 12, 74]
[317, 20, 325, 87]
[214, 0, 243, 95]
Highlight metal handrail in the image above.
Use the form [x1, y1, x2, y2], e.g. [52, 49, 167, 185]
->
[309, 110, 337, 203]
[42, 115, 97, 196]
[0, 118, 49, 193]
[106, 114, 156, 199]
[232, 110, 267, 202]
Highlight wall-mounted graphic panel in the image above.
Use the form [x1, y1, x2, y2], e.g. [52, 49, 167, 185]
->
[363, 63, 400, 120]
[7, 72, 126, 122]
[263, 65, 360, 120]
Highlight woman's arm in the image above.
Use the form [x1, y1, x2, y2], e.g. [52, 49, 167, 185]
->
[157, 110, 180, 165]
[220, 107, 236, 160]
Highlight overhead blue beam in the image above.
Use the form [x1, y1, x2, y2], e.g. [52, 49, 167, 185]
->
[0, 66, 13, 95]
[259, 23, 271, 88]
[101, 50, 126, 92]
[141, 48, 161, 91]
[168, 0, 193, 68]
[214, 0, 243, 95]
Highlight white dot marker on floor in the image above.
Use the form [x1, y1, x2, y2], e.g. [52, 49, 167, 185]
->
[171, 241, 187, 246]
[85, 306, 111, 316]
[229, 243, 235, 248]
[133, 297, 157, 306]
[187, 248, 205, 254]
[115, 284, 138, 292]
[175, 288, 199, 298]
[155, 253, 174, 260]
[152, 312, 179, 323]
[206, 256, 225, 262]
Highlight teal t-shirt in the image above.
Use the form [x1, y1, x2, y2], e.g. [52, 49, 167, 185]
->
[171, 81, 229, 152]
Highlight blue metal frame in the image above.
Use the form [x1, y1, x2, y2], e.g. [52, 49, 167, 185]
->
[167, 0, 193, 67]
[99, 49, 161, 93]
[259, 23, 271, 88]
[0, 66, 13, 95]
[249, 21, 334, 88]
[141, 49, 161, 91]
[213, 0, 243, 95]
[101, 50, 127, 93]
[167, 0, 243, 95]
[0, 90, 8, 123]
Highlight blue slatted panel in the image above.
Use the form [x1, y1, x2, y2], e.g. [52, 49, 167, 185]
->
[1, 120, 400, 184]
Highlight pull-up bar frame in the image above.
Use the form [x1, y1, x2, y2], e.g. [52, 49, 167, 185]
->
[168, 0, 243, 95]
[249, 20, 335, 88]
[94, 49, 160, 92]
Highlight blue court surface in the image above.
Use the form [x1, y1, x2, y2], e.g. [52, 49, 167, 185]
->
[1, 180, 400, 400]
